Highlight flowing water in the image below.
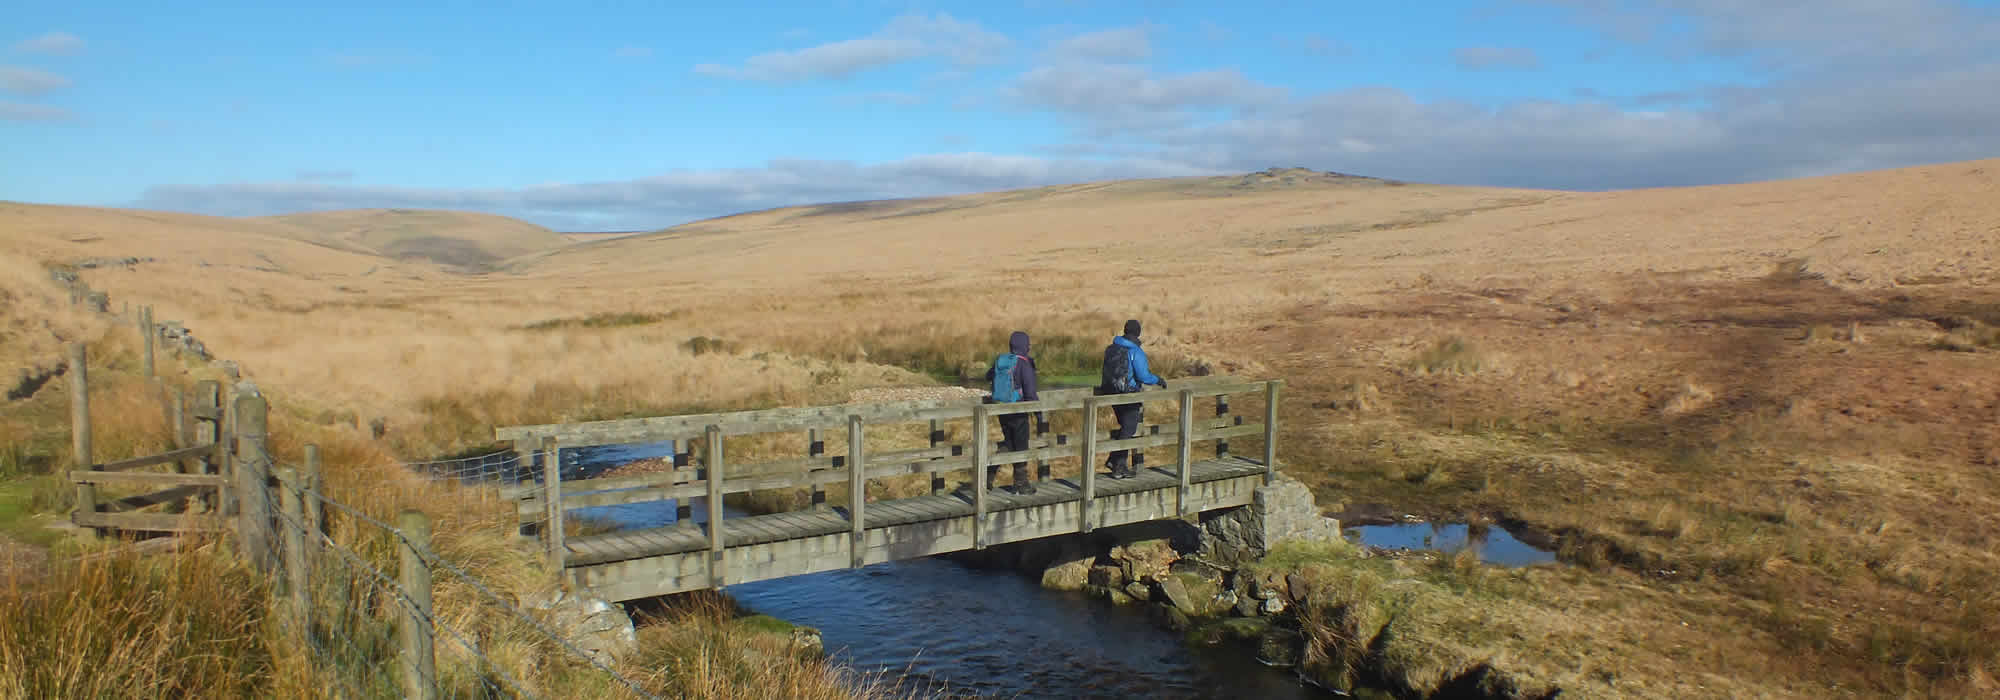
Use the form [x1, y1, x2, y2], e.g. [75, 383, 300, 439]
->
[558, 441, 1336, 699]
[1343, 521, 1557, 567]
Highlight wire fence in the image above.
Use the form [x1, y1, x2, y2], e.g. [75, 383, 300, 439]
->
[249, 450, 662, 700]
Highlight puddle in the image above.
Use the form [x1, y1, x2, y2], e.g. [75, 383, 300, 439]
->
[1343, 522, 1557, 567]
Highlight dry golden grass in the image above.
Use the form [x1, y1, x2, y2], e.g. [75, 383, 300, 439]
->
[3, 157, 1999, 698]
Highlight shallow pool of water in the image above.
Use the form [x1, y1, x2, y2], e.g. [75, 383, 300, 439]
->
[1343, 522, 1556, 567]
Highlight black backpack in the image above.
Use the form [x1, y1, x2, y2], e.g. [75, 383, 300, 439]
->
[1101, 342, 1138, 394]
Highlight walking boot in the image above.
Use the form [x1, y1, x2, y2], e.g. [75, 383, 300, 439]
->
[1011, 465, 1037, 495]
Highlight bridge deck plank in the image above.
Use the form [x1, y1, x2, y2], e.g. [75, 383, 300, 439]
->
[562, 456, 1266, 568]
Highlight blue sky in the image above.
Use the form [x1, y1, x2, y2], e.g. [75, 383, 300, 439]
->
[5, 0, 1998, 230]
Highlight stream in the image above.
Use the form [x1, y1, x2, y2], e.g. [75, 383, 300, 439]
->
[557, 440, 1333, 700]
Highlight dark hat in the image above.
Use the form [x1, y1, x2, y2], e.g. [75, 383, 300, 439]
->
[1123, 319, 1142, 337]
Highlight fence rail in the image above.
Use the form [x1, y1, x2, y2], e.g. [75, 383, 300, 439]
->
[58, 329, 661, 699]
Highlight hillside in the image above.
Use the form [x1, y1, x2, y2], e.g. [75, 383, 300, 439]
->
[4, 158, 1999, 698]
[512, 160, 1999, 295]
[259, 208, 569, 271]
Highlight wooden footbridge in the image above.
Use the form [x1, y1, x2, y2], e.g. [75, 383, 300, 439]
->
[496, 377, 1282, 603]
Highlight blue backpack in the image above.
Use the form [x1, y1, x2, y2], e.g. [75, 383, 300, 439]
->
[991, 353, 1023, 402]
[1101, 343, 1138, 394]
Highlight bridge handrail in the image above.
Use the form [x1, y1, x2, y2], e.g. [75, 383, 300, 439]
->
[498, 376, 1281, 575]
[493, 375, 1258, 447]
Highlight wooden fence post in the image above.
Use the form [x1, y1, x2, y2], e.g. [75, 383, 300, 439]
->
[234, 393, 276, 571]
[140, 305, 155, 378]
[1177, 389, 1195, 517]
[194, 380, 222, 514]
[277, 466, 310, 634]
[1079, 397, 1098, 534]
[1263, 380, 1282, 484]
[303, 445, 323, 548]
[848, 415, 866, 569]
[541, 436, 564, 575]
[397, 510, 438, 700]
[705, 426, 725, 588]
[972, 405, 989, 550]
[68, 342, 101, 537]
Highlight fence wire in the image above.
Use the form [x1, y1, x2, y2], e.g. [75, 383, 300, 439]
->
[265, 467, 661, 700]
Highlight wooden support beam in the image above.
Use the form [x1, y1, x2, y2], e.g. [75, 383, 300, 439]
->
[928, 419, 946, 494]
[69, 471, 226, 487]
[93, 444, 218, 472]
[140, 305, 155, 378]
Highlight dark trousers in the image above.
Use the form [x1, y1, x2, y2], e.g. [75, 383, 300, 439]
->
[993, 413, 1031, 484]
[1106, 403, 1144, 470]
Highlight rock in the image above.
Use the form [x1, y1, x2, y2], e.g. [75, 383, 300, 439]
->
[520, 588, 638, 666]
[1234, 592, 1261, 617]
[789, 627, 824, 658]
[1088, 563, 1126, 589]
[1159, 575, 1197, 615]
[1110, 538, 1179, 584]
[1285, 574, 1307, 604]
[1040, 546, 1094, 592]
[1159, 605, 1193, 632]
[1249, 576, 1279, 601]
[1125, 581, 1152, 602]
[1260, 597, 1288, 616]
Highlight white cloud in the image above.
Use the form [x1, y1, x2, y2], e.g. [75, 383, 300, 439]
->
[0, 100, 75, 122]
[0, 66, 70, 95]
[1452, 46, 1541, 70]
[137, 154, 1214, 231]
[695, 38, 927, 81]
[13, 32, 84, 56]
[1047, 26, 1152, 62]
[696, 13, 1009, 82]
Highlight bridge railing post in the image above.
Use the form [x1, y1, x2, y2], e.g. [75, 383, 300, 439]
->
[848, 415, 866, 568]
[1079, 397, 1098, 533]
[928, 419, 946, 494]
[706, 425, 725, 588]
[1215, 395, 1230, 457]
[1264, 380, 1282, 483]
[1177, 389, 1194, 516]
[807, 427, 827, 510]
[972, 404, 989, 550]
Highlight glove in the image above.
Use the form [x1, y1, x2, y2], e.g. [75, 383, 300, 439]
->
[1157, 380, 1167, 390]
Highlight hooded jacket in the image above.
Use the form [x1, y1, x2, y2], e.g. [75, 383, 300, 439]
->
[985, 331, 1039, 401]
[1112, 334, 1162, 388]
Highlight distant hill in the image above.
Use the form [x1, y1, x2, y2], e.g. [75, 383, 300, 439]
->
[258, 209, 569, 271]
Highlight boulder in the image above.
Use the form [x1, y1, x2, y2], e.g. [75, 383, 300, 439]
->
[1088, 563, 1126, 589]
[1110, 538, 1179, 584]
[1260, 597, 1288, 616]
[1125, 581, 1152, 602]
[1040, 546, 1094, 592]
[1234, 591, 1261, 617]
[520, 587, 638, 666]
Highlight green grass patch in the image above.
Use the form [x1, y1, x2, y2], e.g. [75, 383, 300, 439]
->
[517, 310, 688, 332]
